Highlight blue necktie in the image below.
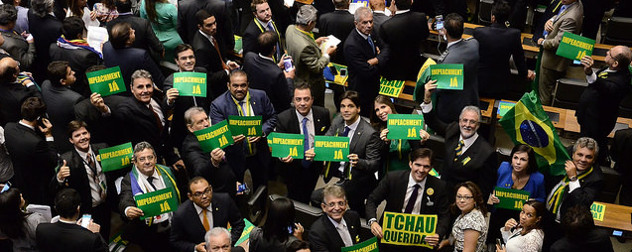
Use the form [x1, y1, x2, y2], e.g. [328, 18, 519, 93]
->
[341, 126, 350, 137]
[267, 22, 282, 61]
[301, 117, 311, 168]
[367, 35, 376, 55]
[544, 5, 568, 37]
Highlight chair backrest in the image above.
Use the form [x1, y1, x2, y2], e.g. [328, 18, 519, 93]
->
[552, 78, 588, 109]
[619, 92, 632, 118]
[604, 16, 632, 46]
[478, 0, 494, 25]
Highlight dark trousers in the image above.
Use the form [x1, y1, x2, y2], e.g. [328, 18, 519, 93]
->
[90, 202, 111, 240]
[122, 221, 171, 252]
[285, 163, 320, 204]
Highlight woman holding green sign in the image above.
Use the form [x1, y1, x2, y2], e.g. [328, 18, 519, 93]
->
[496, 200, 545, 252]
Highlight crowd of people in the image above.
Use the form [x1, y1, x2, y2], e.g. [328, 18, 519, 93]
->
[0, 0, 629, 251]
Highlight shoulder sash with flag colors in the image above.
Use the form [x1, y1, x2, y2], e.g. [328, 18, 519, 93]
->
[498, 91, 570, 176]
[413, 58, 437, 103]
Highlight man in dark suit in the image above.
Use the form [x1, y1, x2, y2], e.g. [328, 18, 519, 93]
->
[5, 97, 58, 205]
[102, 22, 165, 92]
[276, 84, 330, 203]
[170, 177, 244, 251]
[192, 10, 239, 98]
[0, 4, 34, 71]
[550, 205, 614, 252]
[118, 142, 181, 252]
[181, 107, 238, 197]
[107, 0, 164, 64]
[313, 90, 381, 217]
[431, 13, 480, 124]
[472, 2, 534, 99]
[242, 0, 282, 61]
[114, 69, 184, 171]
[49, 17, 102, 97]
[210, 70, 277, 191]
[344, 7, 389, 118]
[36, 188, 108, 252]
[420, 88, 497, 199]
[41, 61, 84, 153]
[577, 46, 632, 164]
[52, 120, 114, 239]
[368, 0, 390, 34]
[243, 31, 294, 112]
[365, 148, 450, 251]
[318, 0, 354, 66]
[378, 0, 428, 81]
[0, 57, 40, 126]
[178, 0, 234, 54]
[27, 0, 62, 83]
[308, 185, 361, 252]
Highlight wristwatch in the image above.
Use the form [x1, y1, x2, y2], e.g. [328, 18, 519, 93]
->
[569, 175, 578, 181]
[368, 218, 377, 226]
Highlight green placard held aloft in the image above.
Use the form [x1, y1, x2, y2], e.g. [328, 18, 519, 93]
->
[194, 120, 234, 152]
[430, 64, 464, 90]
[313, 136, 349, 162]
[378, 77, 405, 98]
[173, 72, 207, 97]
[556, 32, 595, 61]
[134, 188, 179, 220]
[233, 218, 255, 246]
[494, 187, 530, 211]
[86, 66, 126, 96]
[387, 114, 424, 140]
[234, 35, 243, 54]
[228, 116, 263, 136]
[267, 132, 304, 159]
[98, 142, 133, 172]
[341, 237, 379, 252]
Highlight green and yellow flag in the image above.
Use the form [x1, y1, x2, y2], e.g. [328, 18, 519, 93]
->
[498, 91, 570, 176]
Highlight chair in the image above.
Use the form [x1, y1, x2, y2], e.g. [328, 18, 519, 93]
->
[619, 92, 632, 118]
[552, 78, 587, 109]
[603, 16, 632, 46]
[247, 185, 268, 225]
[597, 166, 622, 203]
[478, 0, 494, 26]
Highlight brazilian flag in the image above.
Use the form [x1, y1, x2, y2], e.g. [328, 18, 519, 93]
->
[499, 91, 570, 176]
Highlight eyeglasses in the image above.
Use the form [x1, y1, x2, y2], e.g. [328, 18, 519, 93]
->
[459, 119, 478, 125]
[192, 187, 212, 198]
[325, 201, 346, 208]
[209, 245, 231, 251]
[136, 155, 155, 162]
[456, 195, 474, 201]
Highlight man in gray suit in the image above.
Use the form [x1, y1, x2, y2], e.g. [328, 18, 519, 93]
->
[537, 0, 583, 105]
[0, 4, 34, 71]
[285, 5, 336, 107]
[369, 0, 390, 34]
[429, 13, 479, 124]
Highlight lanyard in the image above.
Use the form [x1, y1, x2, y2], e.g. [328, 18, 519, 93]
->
[231, 92, 251, 116]
[295, 26, 315, 41]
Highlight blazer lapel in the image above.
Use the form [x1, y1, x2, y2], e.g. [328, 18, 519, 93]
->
[344, 214, 359, 244]
[187, 201, 207, 234]
[394, 172, 409, 210]
[323, 215, 345, 246]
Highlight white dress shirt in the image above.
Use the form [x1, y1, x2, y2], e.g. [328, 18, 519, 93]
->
[75, 147, 107, 207]
[328, 216, 354, 247]
[296, 109, 315, 148]
[402, 174, 427, 214]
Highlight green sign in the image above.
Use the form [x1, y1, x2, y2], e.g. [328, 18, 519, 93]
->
[497, 101, 516, 117]
[234, 35, 243, 54]
[86, 66, 126, 96]
[234, 218, 255, 246]
[387, 114, 424, 140]
[228, 116, 263, 137]
[590, 202, 606, 221]
[379, 77, 405, 98]
[313, 136, 349, 162]
[134, 187, 179, 220]
[267, 132, 304, 159]
[194, 120, 234, 152]
[98, 142, 133, 172]
[341, 237, 378, 252]
[556, 32, 595, 61]
[430, 64, 464, 90]
[108, 231, 129, 252]
[173, 72, 207, 97]
[494, 187, 530, 211]
[381, 212, 436, 248]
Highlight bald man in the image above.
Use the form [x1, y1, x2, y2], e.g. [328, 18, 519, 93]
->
[0, 57, 40, 126]
[577, 45, 632, 163]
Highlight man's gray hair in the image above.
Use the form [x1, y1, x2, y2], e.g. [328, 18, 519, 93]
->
[133, 141, 156, 159]
[296, 5, 318, 25]
[130, 69, 153, 85]
[354, 6, 372, 22]
[205, 227, 232, 249]
[572, 137, 599, 158]
[459, 105, 481, 122]
[184, 107, 206, 126]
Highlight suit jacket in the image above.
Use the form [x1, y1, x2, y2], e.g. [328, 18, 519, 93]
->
[577, 67, 631, 136]
[365, 170, 450, 237]
[472, 23, 528, 98]
[550, 228, 613, 252]
[27, 10, 62, 82]
[36, 222, 108, 252]
[102, 42, 165, 92]
[41, 81, 84, 152]
[170, 195, 245, 251]
[275, 106, 330, 171]
[242, 19, 282, 57]
[308, 210, 361, 252]
[243, 52, 293, 112]
[435, 38, 480, 123]
[423, 109, 497, 198]
[191, 31, 229, 98]
[0, 81, 40, 126]
[317, 10, 355, 65]
[548, 165, 604, 219]
[177, 0, 234, 55]
[106, 13, 165, 63]
[49, 43, 103, 97]
[0, 30, 35, 70]
[74, 95, 128, 146]
[5, 122, 58, 205]
[181, 133, 237, 196]
[379, 11, 428, 81]
[541, 1, 583, 72]
[285, 24, 328, 106]
[371, 11, 390, 35]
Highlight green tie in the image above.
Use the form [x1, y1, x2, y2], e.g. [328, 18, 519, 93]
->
[454, 140, 464, 161]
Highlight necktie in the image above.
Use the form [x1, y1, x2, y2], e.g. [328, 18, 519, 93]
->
[86, 153, 97, 174]
[267, 22, 282, 61]
[454, 140, 464, 161]
[337, 224, 354, 247]
[301, 117, 311, 168]
[202, 209, 211, 231]
[148, 103, 164, 132]
[212, 36, 229, 70]
[341, 126, 351, 137]
[86, 153, 105, 199]
[404, 184, 421, 213]
[367, 35, 376, 56]
[147, 176, 157, 191]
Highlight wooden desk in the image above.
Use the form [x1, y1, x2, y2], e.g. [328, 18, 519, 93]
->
[593, 201, 632, 232]
[479, 98, 495, 119]
[564, 110, 632, 138]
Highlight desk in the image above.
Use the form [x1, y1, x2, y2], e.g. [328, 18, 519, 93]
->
[593, 201, 632, 232]
[564, 110, 632, 138]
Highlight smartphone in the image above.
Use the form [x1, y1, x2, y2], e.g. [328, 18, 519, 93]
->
[81, 214, 92, 228]
[339, 68, 348, 77]
[283, 58, 294, 72]
[435, 15, 444, 31]
[613, 230, 624, 237]
[496, 238, 504, 247]
[237, 184, 249, 194]
[287, 225, 294, 234]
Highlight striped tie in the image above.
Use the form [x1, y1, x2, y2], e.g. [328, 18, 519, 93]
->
[454, 140, 464, 161]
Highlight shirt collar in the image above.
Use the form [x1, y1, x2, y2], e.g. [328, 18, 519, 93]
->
[355, 28, 369, 40]
[373, 10, 386, 14]
[447, 39, 463, 49]
[395, 9, 410, 15]
[18, 120, 35, 131]
[256, 18, 272, 29]
[345, 116, 361, 132]
[327, 215, 347, 227]
[74, 146, 94, 161]
[258, 53, 274, 62]
[295, 108, 313, 122]
[407, 173, 427, 189]
[193, 202, 213, 215]
[459, 132, 478, 149]
[136, 167, 158, 181]
[198, 30, 214, 44]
